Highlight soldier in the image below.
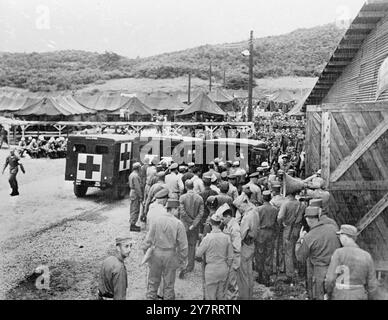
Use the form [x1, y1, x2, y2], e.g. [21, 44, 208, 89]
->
[128, 162, 143, 232]
[310, 198, 338, 230]
[181, 163, 195, 190]
[210, 174, 220, 194]
[196, 212, 233, 300]
[244, 172, 263, 206]
[0, 125, 9, 149]
[305, 177, 331, 215]
[277, 189, 306, 283]
[98, 236, 132, 300]
[216, 181, 235, 216]
[204, 162, 221, 182]
[202, 196, 219, 239]
[179, 180, 204, 277]
[227, 174, 239, 201]
[165, 163, 184, 199]
[147, 188, 169, 227]
[2, 149, 25, 196]
[142, 199, 188, 300]
[143, 172, 166, 221]
[191, 166, 205, 194]
[295, 206, 341, 300]
[325, 225, 378, 300]
[219, 204, 241, 300]
[233, 193, 258, 300]
[270, 184, 286, 210]
[140, 158, 150, 195]
[199, 175, 219, 235]
[255, 191, 278, 286]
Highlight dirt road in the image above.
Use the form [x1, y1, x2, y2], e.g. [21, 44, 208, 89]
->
[0, 148, 305, 300]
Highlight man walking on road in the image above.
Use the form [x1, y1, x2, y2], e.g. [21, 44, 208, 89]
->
[2, 149, 25, 196]
[179, 180, 204, 277]
[128, 162, 143, 232]
[98, 236, 132, 300]
[142, 199, 188, 300]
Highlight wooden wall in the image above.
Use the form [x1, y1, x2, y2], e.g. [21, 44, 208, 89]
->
[323, 15, 388, 103]
[306, 102, 388, 264]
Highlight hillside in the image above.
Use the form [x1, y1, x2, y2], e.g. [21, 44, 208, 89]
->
[0, 23, 345, 92]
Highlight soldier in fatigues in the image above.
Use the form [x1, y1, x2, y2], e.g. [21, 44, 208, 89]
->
[219, 204, 241, 300]
[295, 206, 341, 300]
[165, 163, 184, 199]
[310, 198, 339, 230]
[196, 212, 233, 300]
[325, 225, 378, 300]
[143, 172, 166, 222]
[98, 236, 132, 300]
[128, 162, 143, 232]
[142, 199, 188, 300]
[179, 180, 204, 276]
[233, 193, 258, 300]
[255, 191, 278, 286]
[244, 172, 263, 206]
[2, 149, 25, 196]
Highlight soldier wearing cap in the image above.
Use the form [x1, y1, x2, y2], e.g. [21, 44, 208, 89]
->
[196, 211, 233, 300]
[98, 236, 132, 300]
[202, 196, 219, 239]
[277, 185, 306, 283]
[325, 225, 378, 300]
[310, 198, 338, 230]
[181, 163, 195, 192]
[227, 174, 239, 201]
[147, 188, 169, 227]
[143, 171, 167, 221]
[179, 179, 205, 276]
[140, 158, 150, 196]
[165, 162, 184, 199]
[255, 190, 279, 286]
[142, 199, 188, 300]
[216, 182, 235, 215]
[233, 193, 259, 300]
[204, 162, 221, 183]
[219, 204, 241, 300]
[191, 166, 205, 194]
[295, 206, 341, 300]
[210, 174, 220, 194]
[270, 184, 286, 210]
[244, 172, 263, 206]
[279, 155, 292, 173]
[199, 174, 219, 235]
[128, 162, 143, 232]
[225, 160, 233, 175]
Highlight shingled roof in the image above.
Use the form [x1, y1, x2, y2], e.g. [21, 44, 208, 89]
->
[304, 0, 388, 109]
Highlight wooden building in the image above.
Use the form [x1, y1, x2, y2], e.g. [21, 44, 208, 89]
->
[305, 0, 388, 270]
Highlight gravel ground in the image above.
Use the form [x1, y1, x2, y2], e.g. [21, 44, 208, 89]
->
[0, 147, 308, 300]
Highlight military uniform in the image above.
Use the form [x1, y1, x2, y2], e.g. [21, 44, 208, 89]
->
[255, 202, 278, 285]
[191, 175, 205, 194]
[199, 187, 219, 233]
[128, 167, 143, 226]
[179, 190, 204, 272]
[196, 229, 233, 300]
[98, 254, 128, 300]
[165, 167, 184, 199]
[244, 181, 262, 206]
[237, 204, 258, 300]
[142, 208, 188, 300]
[325, 244, 378, 300]
[296, 219, 341, 300]
[3, 153, 24, 196]
[277, 198, 306, 279]
[227, 182, 239, 201]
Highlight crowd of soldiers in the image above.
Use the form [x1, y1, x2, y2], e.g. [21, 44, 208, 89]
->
[16, 135, 68, 159]
[99, 155, 380, 301]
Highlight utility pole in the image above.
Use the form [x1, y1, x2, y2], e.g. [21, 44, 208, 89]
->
[188, 73, 191, 104]
[248, 30, 254, 122]
[209, 60, 212, 92]
[223, 69, 226, 88]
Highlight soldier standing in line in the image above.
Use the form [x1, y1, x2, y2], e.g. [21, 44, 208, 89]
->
[2, 149, 25, 196]
[142, 199, 188, 300]
[165, 163, 184, 199]
[295, 206, 341, 300]
[128, 162, 143, 232]
[179, 180, 204, 278]
[196, 212, 233, 300]
[233, 193, 258, 300]
[325, 225, 379, 300]
[142, 172, 166, 221]
[199, 174, 219, 235]
[244, 172, 263, 206]
[255, 191, 278, 286]
[310, 198, 339, 230]
[226, 174, 239, 201]
[98, 236, 132, 300]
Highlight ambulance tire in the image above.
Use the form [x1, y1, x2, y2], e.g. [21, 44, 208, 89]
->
[112, 184, 126, 200]
[74, 184, 88, 198]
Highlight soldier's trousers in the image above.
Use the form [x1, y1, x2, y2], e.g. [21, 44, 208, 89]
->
[255, 230, 275, 283]
[226, 267, 239, 300]
[9, 172, 18, 194]
[186, 230, 198, 272]
[146, 249, 178, 300]
[238, 243, 255, 300]
[307, 265, 329, 300]
[206, 280, 227, 300]
[130, 197, 141, 225]
[283, 226, 300, 278]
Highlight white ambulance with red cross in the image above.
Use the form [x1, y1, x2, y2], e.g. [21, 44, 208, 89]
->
[65, 134, 136, 199]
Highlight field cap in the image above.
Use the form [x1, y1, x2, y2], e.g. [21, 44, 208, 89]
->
[155, 188, 169, 199]
[116, 235, 131, 245]
[132, 162, 141, 169]
[304, 206, 321, 218]
[337, 225, 358, 237]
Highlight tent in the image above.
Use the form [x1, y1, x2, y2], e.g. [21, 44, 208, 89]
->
[74, 92, 129, 111]
[267, 89, 295, 104]
[0, 93, 41, 112]
[178, 92, 227, 117]
[208, 88, 234, 103]
[141, 94, 186, 111]
[288, 91, 311, 116]
[118, 97, 154, 115]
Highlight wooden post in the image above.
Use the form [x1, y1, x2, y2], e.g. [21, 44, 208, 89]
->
[321, 111, 331, 188]
[188, 73, 191, 104]
[248, 30, 254, 122]
[209, 61, 212, 92]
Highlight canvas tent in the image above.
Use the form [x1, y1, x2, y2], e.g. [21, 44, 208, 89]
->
[141, 94, 186, 111]
[111, 97, 154, 121]
[208, 88, 234, 103]
[178, 92, 226, 120]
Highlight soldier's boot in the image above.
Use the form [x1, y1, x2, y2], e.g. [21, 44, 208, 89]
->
[130, 224, 141, 232]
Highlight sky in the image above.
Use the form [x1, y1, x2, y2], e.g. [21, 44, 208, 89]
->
[0, 0, 366, 58]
